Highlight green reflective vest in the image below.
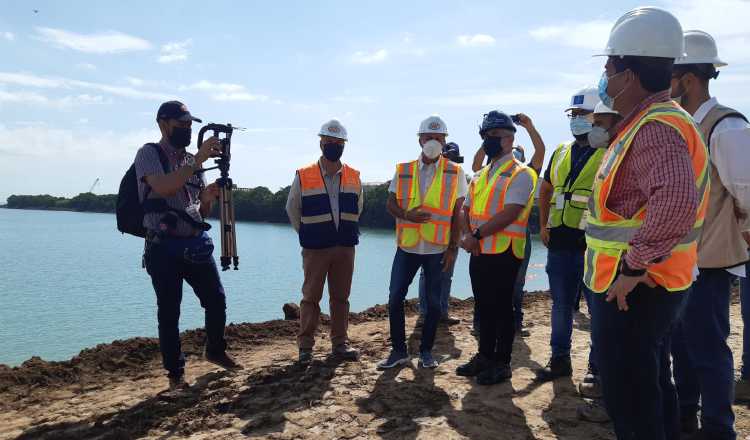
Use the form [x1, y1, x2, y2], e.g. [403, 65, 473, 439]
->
[548, 142, 605, 230]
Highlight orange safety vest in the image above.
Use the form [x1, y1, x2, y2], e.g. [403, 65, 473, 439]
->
[298, 162, 361, 249]
[394, 156, 461, 248]
[468, 157, 537, 258]
[583, 101, 709, 293]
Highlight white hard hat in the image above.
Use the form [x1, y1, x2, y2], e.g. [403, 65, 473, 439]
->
[597, 6, 685, 59]
[418, 115, 448, 135]
[319, 119, 348, 141]
[594, 101, 619, 116]
[675, 30, 727, 67]
[565, 86, 600, 112]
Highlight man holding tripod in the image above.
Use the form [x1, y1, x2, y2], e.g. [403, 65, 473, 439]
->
[136, 100, 242, 392]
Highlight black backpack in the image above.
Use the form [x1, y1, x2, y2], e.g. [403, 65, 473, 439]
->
[116, 143, 169, 237]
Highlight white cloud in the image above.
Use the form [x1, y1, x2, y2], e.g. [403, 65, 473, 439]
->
[182, 80, 244, 93]
[428, 88, 570, 107]
[1, 32, 14, 42]
[351, 49, 388, 64]
[331, 95, 377, 104]
[181, 80, 268, 102]
[529, 20, 612, 50]
[158, 39, 191, 63]
[0, 89, 107, 108]
[457, 34, 496, 47]
[213, 92, 268, 102]
[35, 27, 151, 54]
[75, 63, 97, 71]
[0, 71, 172, 101]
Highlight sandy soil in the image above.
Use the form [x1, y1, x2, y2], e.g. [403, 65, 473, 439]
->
[1, 293, 748, 440]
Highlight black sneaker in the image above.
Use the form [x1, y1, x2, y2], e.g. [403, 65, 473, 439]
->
[440, 314, 461, 326]
[535, 356, 572, 382]
[476, 363, 512, 385]
[168, 375, 190, 392]
[205, 350, 244, 371]
[456, 353, 493, 377]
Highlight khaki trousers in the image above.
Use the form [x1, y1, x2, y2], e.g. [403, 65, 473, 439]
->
[298, 246, 355, 349]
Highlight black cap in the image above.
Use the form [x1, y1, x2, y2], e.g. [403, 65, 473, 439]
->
[156, 100, 202, 123]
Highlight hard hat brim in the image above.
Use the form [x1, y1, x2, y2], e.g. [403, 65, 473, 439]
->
[674, 58, 728, 67]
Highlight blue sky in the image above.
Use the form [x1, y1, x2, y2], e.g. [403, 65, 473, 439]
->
[1, 0, 749, 201]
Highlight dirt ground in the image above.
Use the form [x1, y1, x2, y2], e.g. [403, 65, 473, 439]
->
[1, 293, 748, 440]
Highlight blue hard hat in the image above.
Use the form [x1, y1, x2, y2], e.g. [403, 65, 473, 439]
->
[479, 110, 516, 136]
[443, 142, 463, 163]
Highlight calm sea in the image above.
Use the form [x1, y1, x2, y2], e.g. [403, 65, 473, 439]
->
[0, 208, 548, 366]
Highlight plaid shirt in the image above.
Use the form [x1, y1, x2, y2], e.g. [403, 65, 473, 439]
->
[607, 91, 699, 270]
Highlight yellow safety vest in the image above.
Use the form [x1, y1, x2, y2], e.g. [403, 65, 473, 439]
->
[395, 156, 461, 248]
[468, 157, 537, 258]
[583, 101, 709, 293]
[548, 142, 605, 230]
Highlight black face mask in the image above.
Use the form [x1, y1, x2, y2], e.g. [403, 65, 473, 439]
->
[169, 126, 192, 149]
[322, 142, 344, 161]
[482, 136, 504, 158]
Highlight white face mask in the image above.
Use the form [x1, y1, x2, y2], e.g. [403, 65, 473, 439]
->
[587, 126, 611, 149]
[422, 139, 443, 160]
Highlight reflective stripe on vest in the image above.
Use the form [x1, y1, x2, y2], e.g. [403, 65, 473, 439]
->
[583, 101, 709, 293]
[469, 158, 538, 258]
[298, 162, 361, 249]
[549, 142, 605, 230]
[395, 156, 460, 248]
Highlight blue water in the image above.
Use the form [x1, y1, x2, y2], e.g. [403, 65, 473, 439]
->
[0, 209, 548, 366]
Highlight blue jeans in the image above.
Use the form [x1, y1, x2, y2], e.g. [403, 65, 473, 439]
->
[591, 285, 684, 440]
[671, 269, 736, 439]
[144, 233, 227, 378]
[547, 248, 589, 359]
[388, 248, 443, 354]
[418, 254, 456, 317]
[742, 258, 750, 379]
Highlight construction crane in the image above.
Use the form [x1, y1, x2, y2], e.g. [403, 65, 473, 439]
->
[88, 178, 101, 193]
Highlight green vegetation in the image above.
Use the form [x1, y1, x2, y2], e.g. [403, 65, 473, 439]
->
[4, 184, 540, 233]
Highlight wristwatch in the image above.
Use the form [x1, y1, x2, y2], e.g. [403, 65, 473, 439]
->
[472, 228, 482, 241]
[619, 257, 646, 277]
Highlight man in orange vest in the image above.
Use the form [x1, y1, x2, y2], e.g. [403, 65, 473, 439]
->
[377, 115, 467, 370]
[455, 110, 537, 385]
[586, 7, 709, 440]
[668, 30, 748, 439]
[285, 119, 363, 365]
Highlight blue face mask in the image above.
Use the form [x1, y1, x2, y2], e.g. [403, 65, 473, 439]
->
[598, 71, 612, 108]
[570, 116, 593, 136]
[598, 70, 628, 109]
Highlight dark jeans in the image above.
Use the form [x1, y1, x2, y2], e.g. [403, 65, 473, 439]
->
[144, 233, 227, 378]
[417, 253, 456, 317]
[590, 284, 684, 440]
[547, 248, 591, 361]
[671, 269, 736, 439]
[470, 251, 522, 364]
[473, 234, 532, 332]
[388, 248, 443, 354]
[742, 258, 750, 379]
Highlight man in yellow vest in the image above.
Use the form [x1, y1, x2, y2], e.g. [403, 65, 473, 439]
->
[455, 110, 537, 385]
[668, 30, 748, 439]
[587, 7, 709, 440]
[285, 119, 363, 365]
[377, 115, 467, 370]
[536, 87, 605, 389]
